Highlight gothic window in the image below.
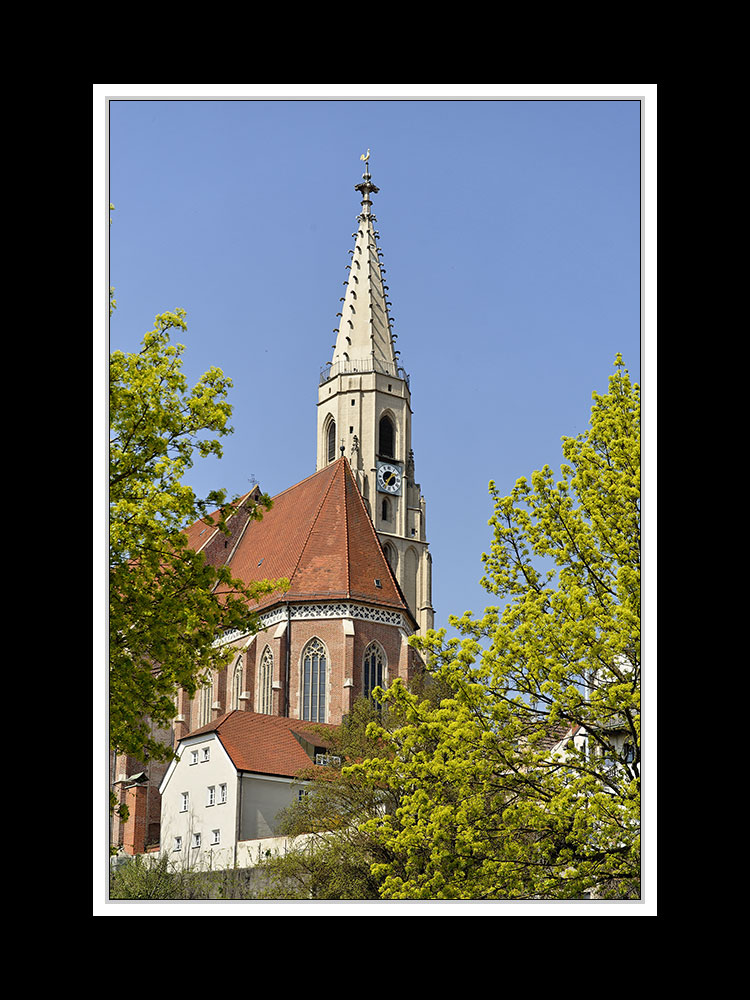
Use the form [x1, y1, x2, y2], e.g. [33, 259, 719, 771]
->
[302, 638, 328, 722]
[231, 657, 243, 710]
[381, 497, 390, 522]
[327, 420, 336, 463]
[383, 542, 396, 571]
[363, 641, 385, 701]
[199, 681, 212, 726]
[379, 415, 395, 458]
[258, 645, 274, 715]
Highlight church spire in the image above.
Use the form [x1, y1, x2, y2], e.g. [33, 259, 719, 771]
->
[329, 154, 401, 381]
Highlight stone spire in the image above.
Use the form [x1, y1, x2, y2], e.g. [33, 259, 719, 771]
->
[330, 156, 400, 378]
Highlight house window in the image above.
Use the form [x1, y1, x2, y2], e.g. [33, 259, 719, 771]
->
[363, 641, 385, 701]
[327, 420, 336, 463]
[190, 750, 198, 765]
[259, 645, 274, 715]
[202, 747, 210, 762]
[173, 836, 182, 852]
[379, 415, 395, 458]
[219, 783, 227, 804]
[302, 638, 328, 722]
[180, 792, 189, 812]
[207, 786, 215, 807]
[192, 833, 201, 849]
[211, 829, 220, 845]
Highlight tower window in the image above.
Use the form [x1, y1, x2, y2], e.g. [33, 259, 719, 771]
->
[381, 497, 391, 522]
[327, 420, 336, 463]
[379, 415, 394, 458]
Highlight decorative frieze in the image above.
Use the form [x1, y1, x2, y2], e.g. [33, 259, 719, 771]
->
[216, 602, 409, 647]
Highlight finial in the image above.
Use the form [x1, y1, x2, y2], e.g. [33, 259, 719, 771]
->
[355, 149, 379, 209]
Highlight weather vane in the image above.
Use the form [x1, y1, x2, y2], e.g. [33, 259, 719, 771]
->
[360, 148, 371, 171]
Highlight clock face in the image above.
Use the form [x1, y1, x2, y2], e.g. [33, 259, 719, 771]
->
[377, 462, 402, 495]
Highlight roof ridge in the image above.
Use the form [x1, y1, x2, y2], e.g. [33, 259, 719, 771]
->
[342, 459, 351, 598]
[288, 458, 344, 588]
[267, 461, 338, 505]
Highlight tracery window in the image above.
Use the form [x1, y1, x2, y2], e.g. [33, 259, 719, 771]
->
[363, 641, 385, 701]
[231, 657, 243, 710]
[258, 645, 274, 715]
[199, 681, 212, 726]
[302, 638, 328, 722]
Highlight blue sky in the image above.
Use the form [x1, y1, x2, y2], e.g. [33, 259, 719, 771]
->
[103, 87, 650, 634]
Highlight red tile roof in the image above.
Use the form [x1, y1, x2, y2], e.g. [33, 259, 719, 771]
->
[187, 458, 412, 621]
[184, 710, 335, 778]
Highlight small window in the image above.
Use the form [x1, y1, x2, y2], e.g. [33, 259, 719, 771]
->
[211, 829, 220, 845]
[219, 783, 227, 804]
[192, 833, 201, 849]
[207, 785, 215, 807]
[381, 497, 390, 522]
[202, 747, 210, 762]
[190, 750, 198, 765]
[180, 792, 189, 812]
[173, 836, 182, 852]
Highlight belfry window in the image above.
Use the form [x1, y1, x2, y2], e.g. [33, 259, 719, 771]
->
[363, 642, 385, 701]
[379, 415, 394, 458]
[302, 638, 328, 722]
[327, 420, 336, 463]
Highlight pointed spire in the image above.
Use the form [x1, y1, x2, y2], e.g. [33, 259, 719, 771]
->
[330, 153, 402, 380]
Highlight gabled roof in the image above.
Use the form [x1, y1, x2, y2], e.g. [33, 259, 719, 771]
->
[186, 457, 413, 622]
[184, 710, 335, 779]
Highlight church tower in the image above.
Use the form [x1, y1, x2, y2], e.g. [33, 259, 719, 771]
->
[316, 160, 434, 633]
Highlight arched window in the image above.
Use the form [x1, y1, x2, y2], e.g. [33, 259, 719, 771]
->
[381, 497, 391, 522]
[327, 420, 337, 463]
[258, 645, 273, 715]
[302, 638, 328, 722]
[231, 657, 243, 710]
[383, 542, 396, 571]
[379, 415, 395, 458]
[199, 680, 212, 726]
[363, 641, 385, 701]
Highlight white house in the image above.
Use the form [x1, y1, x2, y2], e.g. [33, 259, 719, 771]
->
[159, 710, 335, 870]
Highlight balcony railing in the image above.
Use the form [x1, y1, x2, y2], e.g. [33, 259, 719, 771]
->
[320, 356, 410, 387]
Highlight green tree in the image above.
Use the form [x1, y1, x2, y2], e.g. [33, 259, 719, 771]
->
[345, 356, 640, 900]
[110, 309, 284, 763]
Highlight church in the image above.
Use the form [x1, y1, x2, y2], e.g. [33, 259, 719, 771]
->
[111, 161, 434, 856]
